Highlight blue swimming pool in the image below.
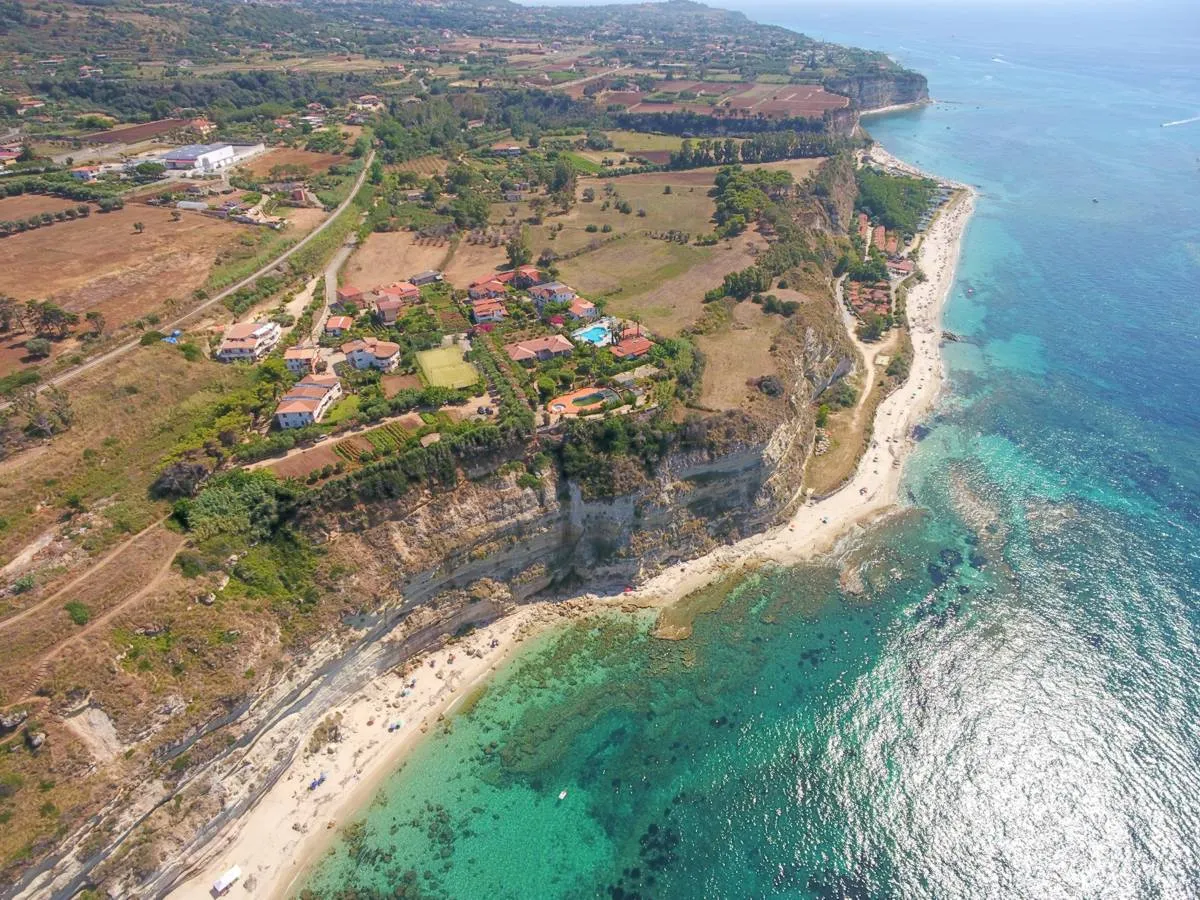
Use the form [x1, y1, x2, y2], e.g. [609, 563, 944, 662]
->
[573, 320, 613, 346]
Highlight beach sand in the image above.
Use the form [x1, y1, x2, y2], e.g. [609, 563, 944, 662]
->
[169, 153, 975, 900]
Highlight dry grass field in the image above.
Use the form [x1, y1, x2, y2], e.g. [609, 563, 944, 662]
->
[342, 231, 450, 289]
[0, 347, 252, 568]
[441, 239, 509, 286]
[392, 155, 449, 177]
[695, 301, 785, 411]
[0, 195, 86, 219]
[0, 204, 245, 373]
[239, 148, 349, 178]
[559, 231, 766, 337]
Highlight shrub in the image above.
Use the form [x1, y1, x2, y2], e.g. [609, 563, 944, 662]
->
[12, 574, 35, 594]
[24, 337, 51, 358]
[139, 331, 164, 345]
[64, 601, 90, 625]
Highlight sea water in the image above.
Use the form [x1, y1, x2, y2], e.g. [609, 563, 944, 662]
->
[302, 4, 1200, 896]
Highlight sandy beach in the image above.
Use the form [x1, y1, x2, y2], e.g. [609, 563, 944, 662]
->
[168, 150, 975, 900]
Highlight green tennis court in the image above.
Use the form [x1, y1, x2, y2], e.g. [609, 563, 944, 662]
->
[417, 347, 480, 389]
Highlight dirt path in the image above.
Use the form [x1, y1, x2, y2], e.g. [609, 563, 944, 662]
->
[0, 517, 170, 633]
[16, 529, 186, 703]
[0, 151, 374, 411]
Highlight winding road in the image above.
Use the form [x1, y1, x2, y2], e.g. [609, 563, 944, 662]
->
[3, 150, 374, 406]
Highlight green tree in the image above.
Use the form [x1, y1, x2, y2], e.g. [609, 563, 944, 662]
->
[24, 337, 51, 358]
[505, 232, 532, 268]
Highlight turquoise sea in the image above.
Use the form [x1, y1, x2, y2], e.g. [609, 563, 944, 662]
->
[303, 4, 1200, 897]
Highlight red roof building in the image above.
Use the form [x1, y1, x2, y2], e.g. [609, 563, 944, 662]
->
[610, 335, 654, 360]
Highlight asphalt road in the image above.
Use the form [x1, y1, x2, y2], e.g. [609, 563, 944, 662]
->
[4, 150, 374, 405]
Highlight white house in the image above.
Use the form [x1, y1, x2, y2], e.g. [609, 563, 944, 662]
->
[162, 143, 235, 172]
[283, 345, 320, 375]
[342, 337, 401, 372]
[274, 374, 342, 429]
[529, 281, 576, 311]
[216, 321, 281, 363]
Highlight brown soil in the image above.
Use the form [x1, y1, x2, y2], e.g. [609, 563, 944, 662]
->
[0, 195, 85, 219]
[239, 148, 349, 178]
[269, 443, 342, 480]
[82, 118, 186, 143]
[342, 231, 449, 289]
[441, 240, 509, 287]
[0, 204, 241, 339]
[381, 373, 422, 397]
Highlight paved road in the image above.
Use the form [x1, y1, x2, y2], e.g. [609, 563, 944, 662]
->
[3, 150, 374, 406]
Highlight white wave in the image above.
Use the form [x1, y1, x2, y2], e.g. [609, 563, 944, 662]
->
[1161, 115, 1200, 128]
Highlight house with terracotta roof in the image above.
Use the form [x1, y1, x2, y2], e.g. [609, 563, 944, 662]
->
[887, 258, 915, 278]
[342, 337, 401, 372]
[324, 315, 354, 336]
[471, 298, 507, 324]
[275, 373, 342, 429]
[610, 335, 654, 360]
[514, 265, 543, 287]
[529, 281, 576, 311]
[379, 281, 420, 302]
[336, 285, 365, 306]
[216, 321, 281, 362]
[469, 279, 507, 300]
[470, 271, 515, 288]
[373, 298, 407, 325]
[283, 346, 320, 375]
[567, 297, 597, 320]
[872, 225, 887, 252]
[490, 143, 523, 157]
[504, 334, 574, 363]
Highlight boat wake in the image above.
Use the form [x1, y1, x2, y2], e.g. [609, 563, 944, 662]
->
[1161, 115, 1200, 128]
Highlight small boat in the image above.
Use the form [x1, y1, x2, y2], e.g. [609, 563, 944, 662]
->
[558, 790, 568, 801]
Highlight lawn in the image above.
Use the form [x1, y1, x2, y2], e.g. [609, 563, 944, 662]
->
[604, 130, 686, 152]
[417, 346, 480, 389]
[322, 394, 360, 426]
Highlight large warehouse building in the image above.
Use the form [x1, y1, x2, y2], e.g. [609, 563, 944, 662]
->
[162, 143, 236, 171]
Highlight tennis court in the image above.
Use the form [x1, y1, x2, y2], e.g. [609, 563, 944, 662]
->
[417, 346, 480, 389]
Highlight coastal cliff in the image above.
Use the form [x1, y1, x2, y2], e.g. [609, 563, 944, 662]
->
[827, 71, 929, 110]
[317, 311, 852, 612]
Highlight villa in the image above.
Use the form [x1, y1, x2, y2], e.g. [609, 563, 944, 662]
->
[469, 279, 508, 300]
[530, 281, 576, 310]
[379, 281, 421, 302]
[283, 346, 320, 375]
[610, 335, 654, 360]
[471, 298, 507, 323]
[324, 315, 353, 336]
[514, 265, 543, 287]
[342, 337, 401, 372]
[504, 334, 574, 363]
[274, 374, 342, 429]
[215, 321, 281, 363]
[567, 297, 597, 320]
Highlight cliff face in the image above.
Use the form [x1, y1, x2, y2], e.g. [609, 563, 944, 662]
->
[317, 313, 854, 613]
[826, 71, 929, 110]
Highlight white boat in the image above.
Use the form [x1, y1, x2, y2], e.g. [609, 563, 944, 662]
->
[212, 865, 241, 895]
[558, 790, 568, 801]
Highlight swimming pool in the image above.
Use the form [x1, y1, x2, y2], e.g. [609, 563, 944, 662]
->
[572, 319, 613, 346]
